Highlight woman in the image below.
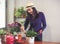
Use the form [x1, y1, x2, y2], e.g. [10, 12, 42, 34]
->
[21, 2, 47, 41]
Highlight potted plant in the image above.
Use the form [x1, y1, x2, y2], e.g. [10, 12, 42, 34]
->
[26, 29, 37, 44]
[0, 29, 6, 35]
[0, 28, 6, 44]
[15, 7, 27, 18]
[8, 22, 21, 35]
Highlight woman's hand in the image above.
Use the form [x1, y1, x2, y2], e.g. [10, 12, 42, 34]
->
[20, 26, 25, 32]
[39, 30, 43, 34]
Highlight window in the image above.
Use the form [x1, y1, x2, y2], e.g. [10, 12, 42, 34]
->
[0, 0, 6, 28]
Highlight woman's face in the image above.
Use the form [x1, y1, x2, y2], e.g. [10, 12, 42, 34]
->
[26, 7, 33, 14]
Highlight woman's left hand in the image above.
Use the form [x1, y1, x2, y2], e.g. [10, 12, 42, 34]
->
[39, 30, 43, 34]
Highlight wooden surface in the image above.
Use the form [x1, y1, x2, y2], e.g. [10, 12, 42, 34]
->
[24, 41, 60, 44]
[1, 41, 60, 44]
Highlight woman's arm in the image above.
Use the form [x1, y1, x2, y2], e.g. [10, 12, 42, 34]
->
[41, 12, 47, 31]
[24, 16, 29, 30]
[20, 16, 29, 32]
[39, 12, 47, 34]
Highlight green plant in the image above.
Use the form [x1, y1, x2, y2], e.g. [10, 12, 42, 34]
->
[0, 29, 6, 35]
[10, 27, 20, 34]
[26, 29, 37, 37]
[15, 7, 27, 18]
[8, 22, 21, 34]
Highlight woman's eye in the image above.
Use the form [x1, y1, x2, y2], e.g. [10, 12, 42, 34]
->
[27, 9, 31, 11]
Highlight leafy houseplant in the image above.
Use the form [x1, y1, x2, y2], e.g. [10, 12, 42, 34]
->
[15, 7, 27, 18]
[26, 30, 37, 37]
[0, 28, 6, 44]
[8, 22, 21, 35]
[0, 29, 6, 35]
[26, 29, 37, 44]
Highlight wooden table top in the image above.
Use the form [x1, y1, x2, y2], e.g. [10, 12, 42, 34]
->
[24, 41, 60, 44]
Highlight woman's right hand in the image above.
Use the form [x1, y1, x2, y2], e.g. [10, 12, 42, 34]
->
[20, 26, 26, 33]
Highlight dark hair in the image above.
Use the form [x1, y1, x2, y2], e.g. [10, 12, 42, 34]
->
[15, 22, 21, 27]
[27, 7, 39, 19]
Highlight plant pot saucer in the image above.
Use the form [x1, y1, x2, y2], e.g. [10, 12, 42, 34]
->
[16, 40, 24, 44]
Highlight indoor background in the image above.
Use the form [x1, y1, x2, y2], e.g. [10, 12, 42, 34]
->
[6, 0, 60, 42]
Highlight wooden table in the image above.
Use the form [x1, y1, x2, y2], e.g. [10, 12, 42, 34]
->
[14, 38, 60, 44]
[24, 41, 60, 44]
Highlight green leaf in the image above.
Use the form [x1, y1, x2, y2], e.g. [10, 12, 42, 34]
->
[26, 29, 37, 37]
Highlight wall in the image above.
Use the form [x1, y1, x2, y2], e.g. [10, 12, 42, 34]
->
[7, 0, 60, 42]
[6, 0, 15, 24]
[42, 0, 60, 42]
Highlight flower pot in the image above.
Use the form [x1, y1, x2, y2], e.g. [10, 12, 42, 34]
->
[0, 38, 2, 44]
[26, 37, 34, 44]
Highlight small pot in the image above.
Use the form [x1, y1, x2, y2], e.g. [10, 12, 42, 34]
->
[26, 37, 35, 44]
[0, 38, 2, 44]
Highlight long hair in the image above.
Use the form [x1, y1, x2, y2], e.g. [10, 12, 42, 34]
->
[27, 7, 39, 19]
